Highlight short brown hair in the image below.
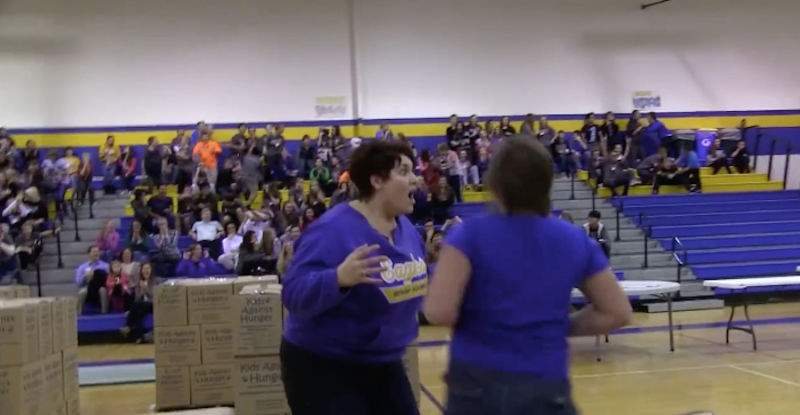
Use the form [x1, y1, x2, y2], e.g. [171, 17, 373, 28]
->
[349, 140, 414, 200]
[486, 135, 553, 215]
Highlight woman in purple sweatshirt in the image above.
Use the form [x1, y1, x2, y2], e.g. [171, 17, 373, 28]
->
[281, 140, 425, 415]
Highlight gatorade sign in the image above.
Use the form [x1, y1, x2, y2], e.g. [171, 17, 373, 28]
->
[632, 91, 662, 109]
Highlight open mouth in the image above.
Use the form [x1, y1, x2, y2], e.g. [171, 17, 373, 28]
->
[408, 191, 415, 205]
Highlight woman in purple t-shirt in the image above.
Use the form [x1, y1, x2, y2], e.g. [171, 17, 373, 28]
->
[424, 137, 632, 415]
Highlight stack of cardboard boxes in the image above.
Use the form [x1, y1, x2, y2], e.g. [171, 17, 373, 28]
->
[232, 283, 288, 415]
[0, 287, 79, 415]
[152, 276, 278, 411]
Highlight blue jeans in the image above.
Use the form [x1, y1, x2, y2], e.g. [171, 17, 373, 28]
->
[103, 164, 117, 188]
[446, 360, 578, 415]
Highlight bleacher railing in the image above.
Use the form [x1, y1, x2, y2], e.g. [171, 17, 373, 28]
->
[671, 237, 688, 285]
[766, 137, 793, 189]
[615, 198, 623, 242]
[640, 212, 651, 268]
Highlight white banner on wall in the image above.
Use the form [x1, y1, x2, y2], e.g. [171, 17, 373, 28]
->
[315, 96, 348, 118]
[632, 91, 662, 110]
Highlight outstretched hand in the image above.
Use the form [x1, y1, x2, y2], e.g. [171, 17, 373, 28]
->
[336, 244, 389, 288]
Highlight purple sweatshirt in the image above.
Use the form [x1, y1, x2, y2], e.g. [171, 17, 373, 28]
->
[282, 203, 428, 363]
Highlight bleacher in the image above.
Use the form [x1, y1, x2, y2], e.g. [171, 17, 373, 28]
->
[590, 167, 784, 197]
[611, 190, 800, 287]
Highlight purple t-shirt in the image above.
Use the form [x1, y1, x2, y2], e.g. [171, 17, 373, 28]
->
[445, 214, 609, 379]
[282, 203, 427, 363]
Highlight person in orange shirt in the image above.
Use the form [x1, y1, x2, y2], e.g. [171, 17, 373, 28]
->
[192, 132, 222, 191]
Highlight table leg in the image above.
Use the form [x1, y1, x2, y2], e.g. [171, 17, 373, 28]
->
[595, 335, 602, 362]
[725, 294, 757, 351]
[666, 293, 675, 352]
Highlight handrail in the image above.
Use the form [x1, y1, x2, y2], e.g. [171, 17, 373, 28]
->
[671, 236, 689, 285]
[614, 198, 623, 242]
[591, 178, 597, 211]
[35, 242, 43, 297]
[640, 212, 650, 268]
[71, 198, 81, 242]
[752, 127, 763, 172]
[766, 137, 792, 183]
[570, 172, 575, 200]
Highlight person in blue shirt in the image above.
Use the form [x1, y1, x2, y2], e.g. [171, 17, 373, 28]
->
[644, 112, 673, 158]
[676, 142, 702, 193]
[281, 140, 425, 415]
[424, 137, 632, 415]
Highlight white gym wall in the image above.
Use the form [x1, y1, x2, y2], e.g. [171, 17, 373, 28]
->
[1, 0, 800, 126]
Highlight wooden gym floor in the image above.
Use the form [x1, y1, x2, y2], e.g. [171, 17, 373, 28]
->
[78, 302, 800, 415]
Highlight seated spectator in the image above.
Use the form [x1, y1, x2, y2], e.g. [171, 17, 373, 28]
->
[143, 136, 163, 191]
[131, 189, 150, 232]
[652, 156, 689, 195]
[240, 146, 262, 206]
[275, 201, 300, 235]
[732, 140, 751, 173]
[259, 227, 280, 274]
[328, 156, 344, 192]
[240, 210, 272, 243]
[217, 156, 238, 196]
[190, 207, 223, 259]
[0, 224, 23, 283]
[121, 262, 158, 343]
[706, 138, 732, 175]
[458, 150, 479, 189]
[299, 207, 317, 231]
[118, 146, 137, 195]
[289, 181, 306, 208]
[330, 179, 355, 208]
[119, 248, 141, 280]
[418, 149, 440, 193]
[536, 116, 556, 149]
[431, 177, 455, 225]
[218, 222, 243, 271]
[602, 144, 634, 197]
[236, 230, 270, 276]
[174, 243, 227, 278]
[309, 158, 332, 195]
[583, 210, 610, 258]
[75, 246, 110, 314]
[570, 130, 591, 170]
[220, 192, 246, 227]
[276, 227, 298, 276]
[272, 148, 299, 187]
[94, 219, 120, 262]
[296, 135, 316, 179]
[14, 221, 44, 270]
[99, 135, 120, 195]
[636, 147, 668, 185]
[104, 260, 131, 314]
[147, 185, 175, 230]
[126, 219, 153, 263]
[176, 187, 195, 235]
[305, 182, 327, 218]
[551, 131, 578, 178]
[193, 183, 219, 220]
[150, 217, 180, 277]
[76, 152, 94, 206]
[425, 230, 444, 267]
[436, 142, 462, 203]
[411, 178, 431, 224]
[676, 143, 702, 193]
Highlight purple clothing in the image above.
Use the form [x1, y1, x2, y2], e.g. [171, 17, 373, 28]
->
[74, 260, 110, 287]
[94, 232, 120, 252]
[283, 203, 427, 363]
[174, 257, 227, 278]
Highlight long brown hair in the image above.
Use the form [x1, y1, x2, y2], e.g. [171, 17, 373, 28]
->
[486, 136, 553, 216]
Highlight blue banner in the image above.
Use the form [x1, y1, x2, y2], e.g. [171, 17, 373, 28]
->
[695, 129, 716, 164]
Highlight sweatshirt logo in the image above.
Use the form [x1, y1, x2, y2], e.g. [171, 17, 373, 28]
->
[377, 256, 428, 303]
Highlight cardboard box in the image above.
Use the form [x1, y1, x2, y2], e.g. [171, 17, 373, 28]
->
[201, 324, 234, 364]
[156, 366, 190, 410]
[43, 353, 65, 406]
[0, 360, 44, 415]
[59, 296, 78, 350]
[403, 345, 421, 403]
[0, 285, 28, 299]
[0, 300, 38, 366]
[185, 279, 234, 326]
[190, 364, 234, 407]
[155, 325, 201, 366]
[233, 286, 283, 357]
[233, 275, 279, 293]
[154, 281, 188, 327]
[50, 297, 66, 353]
[53, 400, 67, 415]
[65, 394, 80, 415]
[234, 356, 289, 415]
[62, 348, 79, 400]
[30, 298, 54, 358]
